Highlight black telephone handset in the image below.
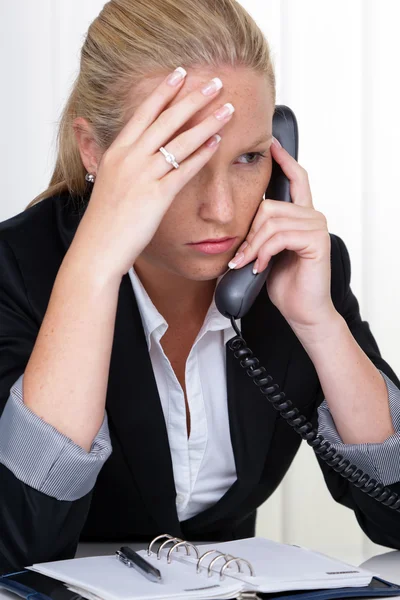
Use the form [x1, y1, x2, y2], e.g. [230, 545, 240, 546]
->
[215, 105, 298, 319]
[215, 106, 400, 513]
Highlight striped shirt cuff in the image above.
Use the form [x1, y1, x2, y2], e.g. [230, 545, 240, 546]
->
[317, 370, 400, 486]
[0, 373, 112, 501]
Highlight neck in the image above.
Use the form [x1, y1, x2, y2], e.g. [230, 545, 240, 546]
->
[133, 257, 217, 325]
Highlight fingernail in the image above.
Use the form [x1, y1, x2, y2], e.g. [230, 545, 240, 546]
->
[228, 252, 245, 269]
[201, 77, 223, 96]
[206, 134, 222, 148]
[235, 241, 248, 255]
[214, 103, 235, 120]
[167, 67, 187, 86]
[253, 259, 259, 275]
[272, 136, 282, 148]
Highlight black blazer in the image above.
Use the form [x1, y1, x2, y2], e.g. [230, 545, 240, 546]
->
[1, 190, 400, 574]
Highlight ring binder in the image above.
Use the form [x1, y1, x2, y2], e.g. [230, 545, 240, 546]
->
[146, 532, 257, 580]
[27, 534, 391, 600]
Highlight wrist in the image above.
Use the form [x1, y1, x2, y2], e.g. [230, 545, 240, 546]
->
[288, 309, 346, 348]
[61, 242, 124, 292]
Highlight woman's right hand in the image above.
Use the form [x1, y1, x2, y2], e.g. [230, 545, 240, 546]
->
[71, 68, 235, 281]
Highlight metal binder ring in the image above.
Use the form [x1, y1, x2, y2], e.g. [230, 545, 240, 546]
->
[157, 537, 189, 560]
[167, 541, 200, 564]
[208, 554, 242, 578]
[220, 557, 255, 580]
[147, 533, 174, 556]
[196, 550, 222, 574]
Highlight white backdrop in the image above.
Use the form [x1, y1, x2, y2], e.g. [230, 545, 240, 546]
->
[1, 0, 399, 564]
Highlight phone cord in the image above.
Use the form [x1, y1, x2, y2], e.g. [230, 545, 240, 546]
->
[228, 315, 400, 511]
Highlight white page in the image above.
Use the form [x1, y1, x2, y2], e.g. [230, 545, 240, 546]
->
[27, 554, 243, 600]
[160, 537, 378, 593]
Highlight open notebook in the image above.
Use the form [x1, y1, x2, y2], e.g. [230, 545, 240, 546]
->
[26, 535, 378, 600]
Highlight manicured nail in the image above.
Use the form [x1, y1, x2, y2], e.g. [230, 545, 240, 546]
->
[201, 77, 223, 96]
[206, 134, 222, 148]
[167, 67, 187, 86]
[228, 252, 245, 269]
[252, 259, 259, 275]
[272, 136, 282, 148]
[214, 103, 235, 120]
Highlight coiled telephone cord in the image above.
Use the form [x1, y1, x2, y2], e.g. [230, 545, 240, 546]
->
[229, 316, 400, 512]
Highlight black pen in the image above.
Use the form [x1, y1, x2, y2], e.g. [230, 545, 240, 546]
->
[116, 546, 162, 583]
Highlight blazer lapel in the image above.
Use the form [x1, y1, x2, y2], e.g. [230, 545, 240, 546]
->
[105, 274, 182, 536]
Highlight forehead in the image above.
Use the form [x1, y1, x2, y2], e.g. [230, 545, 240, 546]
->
[133, 66, 274, 140]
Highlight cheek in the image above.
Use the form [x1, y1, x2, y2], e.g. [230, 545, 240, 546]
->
[147, 203, 190, 248]
[240, 196, 264, 221]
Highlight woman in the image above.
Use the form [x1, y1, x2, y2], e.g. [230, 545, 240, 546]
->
[0, 0, 400, 575]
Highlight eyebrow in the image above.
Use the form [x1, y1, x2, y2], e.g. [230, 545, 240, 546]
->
[243, 133, 273, 149]
[253, 133, 273, 145]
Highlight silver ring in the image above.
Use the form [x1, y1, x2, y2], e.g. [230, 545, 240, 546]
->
[159, 146, 180, 169]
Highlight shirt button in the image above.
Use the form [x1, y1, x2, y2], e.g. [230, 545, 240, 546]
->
[176, 494, 185, 504]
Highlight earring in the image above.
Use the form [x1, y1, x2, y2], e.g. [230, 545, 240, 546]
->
[85, 172, 95, 183]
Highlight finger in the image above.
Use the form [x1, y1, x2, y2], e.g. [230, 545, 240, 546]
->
[246, 198, 318, 243]
[109, 67, 189, 149]
[112, 70, 224, 153]
[270, 139, 313, 208]
[160, 134, 224, 198]
[229, 218, 324, 269]
[141, 75, 227, 157]
[152, 102, 234, 179]
[254, 229, 330, 273]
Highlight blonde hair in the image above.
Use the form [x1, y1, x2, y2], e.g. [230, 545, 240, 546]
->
[25, 0, 276, 211]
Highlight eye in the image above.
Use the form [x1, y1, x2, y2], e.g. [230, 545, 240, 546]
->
[236, 151, 267, 166]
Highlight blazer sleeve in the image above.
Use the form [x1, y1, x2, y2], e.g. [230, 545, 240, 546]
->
[0, 373, 112, 500]
[310, 233, 400, 551]
[316, 369, 400, 485]
[0, 239, 102, 574]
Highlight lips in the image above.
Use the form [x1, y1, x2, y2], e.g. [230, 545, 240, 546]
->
[187, 237, 237, 255]
[190, 237, 234, 244]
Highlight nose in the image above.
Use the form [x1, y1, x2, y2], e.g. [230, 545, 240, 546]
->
[198, 182, 235, 225]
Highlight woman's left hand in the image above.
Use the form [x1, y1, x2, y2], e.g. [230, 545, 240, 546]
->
[228, 138, 338, 330]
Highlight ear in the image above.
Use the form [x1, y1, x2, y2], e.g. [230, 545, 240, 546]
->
[72, 117, 102, 175]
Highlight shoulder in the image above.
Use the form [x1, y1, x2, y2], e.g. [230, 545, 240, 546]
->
[0, 190, 88, 270]
[0, 190, 86, 248]
[0, 195, 53, 243]
[0, 191, 89, 319]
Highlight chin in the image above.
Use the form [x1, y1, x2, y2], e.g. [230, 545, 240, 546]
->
[175, 257, 231, 281]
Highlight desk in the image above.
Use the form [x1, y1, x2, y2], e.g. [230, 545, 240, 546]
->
[1, 545, 399, 600]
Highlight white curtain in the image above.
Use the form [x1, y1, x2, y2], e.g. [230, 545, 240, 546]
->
[1, 0, 399, 564]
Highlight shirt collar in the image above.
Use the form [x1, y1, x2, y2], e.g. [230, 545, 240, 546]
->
[127, 267, 239, 350]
